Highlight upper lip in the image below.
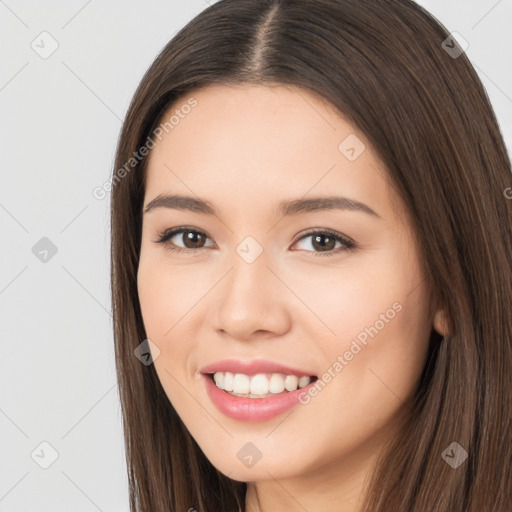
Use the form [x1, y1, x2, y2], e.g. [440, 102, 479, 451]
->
[199, 359, 317, 377]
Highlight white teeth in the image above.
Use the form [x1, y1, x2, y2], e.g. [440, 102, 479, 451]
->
[213, 372, 223, 387]
[250, 374, 269, 395]
[212, 371, 314, 397]
[270, 374, 285, 393]
[233, 373, 250, 394]
[224, 372, 234, 391]
[298, 376, 311, 388]
[284, 375, 298, 391]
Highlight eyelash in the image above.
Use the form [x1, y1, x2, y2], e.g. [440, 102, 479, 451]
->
[153, 226, 356, 257]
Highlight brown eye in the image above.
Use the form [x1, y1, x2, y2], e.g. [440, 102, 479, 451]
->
[291, 229, 356, 257]
[178, 230, 207, 249]
[155, 227, 215, 253]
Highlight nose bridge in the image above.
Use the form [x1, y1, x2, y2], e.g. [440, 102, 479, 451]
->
[214, 238, 290, 338]
[223, 241, 273, 312]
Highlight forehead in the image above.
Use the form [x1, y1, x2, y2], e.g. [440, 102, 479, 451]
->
[144, 83, 399, 220]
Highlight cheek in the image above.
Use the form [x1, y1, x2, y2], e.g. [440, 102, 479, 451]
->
[137, 255, 206, 377]
[137, 260, 170, 337]
[318, 283, 431, 428]
[299, 249, 431, 409]
[137, 257, 184, 378]
[286, 258, 406, 347]
[137, 250, 201, 339]
[292, 297, 430, 466]
[137, 259, 196, 410]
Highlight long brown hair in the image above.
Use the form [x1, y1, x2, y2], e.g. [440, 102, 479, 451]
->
[110, 0, 512, 510]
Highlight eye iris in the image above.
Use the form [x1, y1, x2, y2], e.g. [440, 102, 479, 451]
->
[311, 233, 335, 252]
[183, 231, 205, 249]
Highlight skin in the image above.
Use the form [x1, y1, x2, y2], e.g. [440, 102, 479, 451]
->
[137, 83, 449, 512]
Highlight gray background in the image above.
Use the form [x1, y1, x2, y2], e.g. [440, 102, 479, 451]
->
[1, 0, 511, 510]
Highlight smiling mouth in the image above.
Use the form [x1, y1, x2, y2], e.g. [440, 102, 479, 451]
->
[206, 372, 318, 399]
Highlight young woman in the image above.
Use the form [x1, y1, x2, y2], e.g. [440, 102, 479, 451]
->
[110, 0, 512, 510]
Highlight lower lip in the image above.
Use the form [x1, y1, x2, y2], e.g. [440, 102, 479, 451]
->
[202, 374, 317, 422]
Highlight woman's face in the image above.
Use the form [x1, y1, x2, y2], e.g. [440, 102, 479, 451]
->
[137, 83, 446, 484]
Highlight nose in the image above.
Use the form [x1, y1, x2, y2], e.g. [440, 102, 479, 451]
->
[212, 251, 292, 341]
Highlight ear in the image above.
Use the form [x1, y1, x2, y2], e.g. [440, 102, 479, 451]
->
[433, 306, 451, 337]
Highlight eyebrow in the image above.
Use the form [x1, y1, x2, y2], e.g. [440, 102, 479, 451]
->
[143, 194, 381, 219]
